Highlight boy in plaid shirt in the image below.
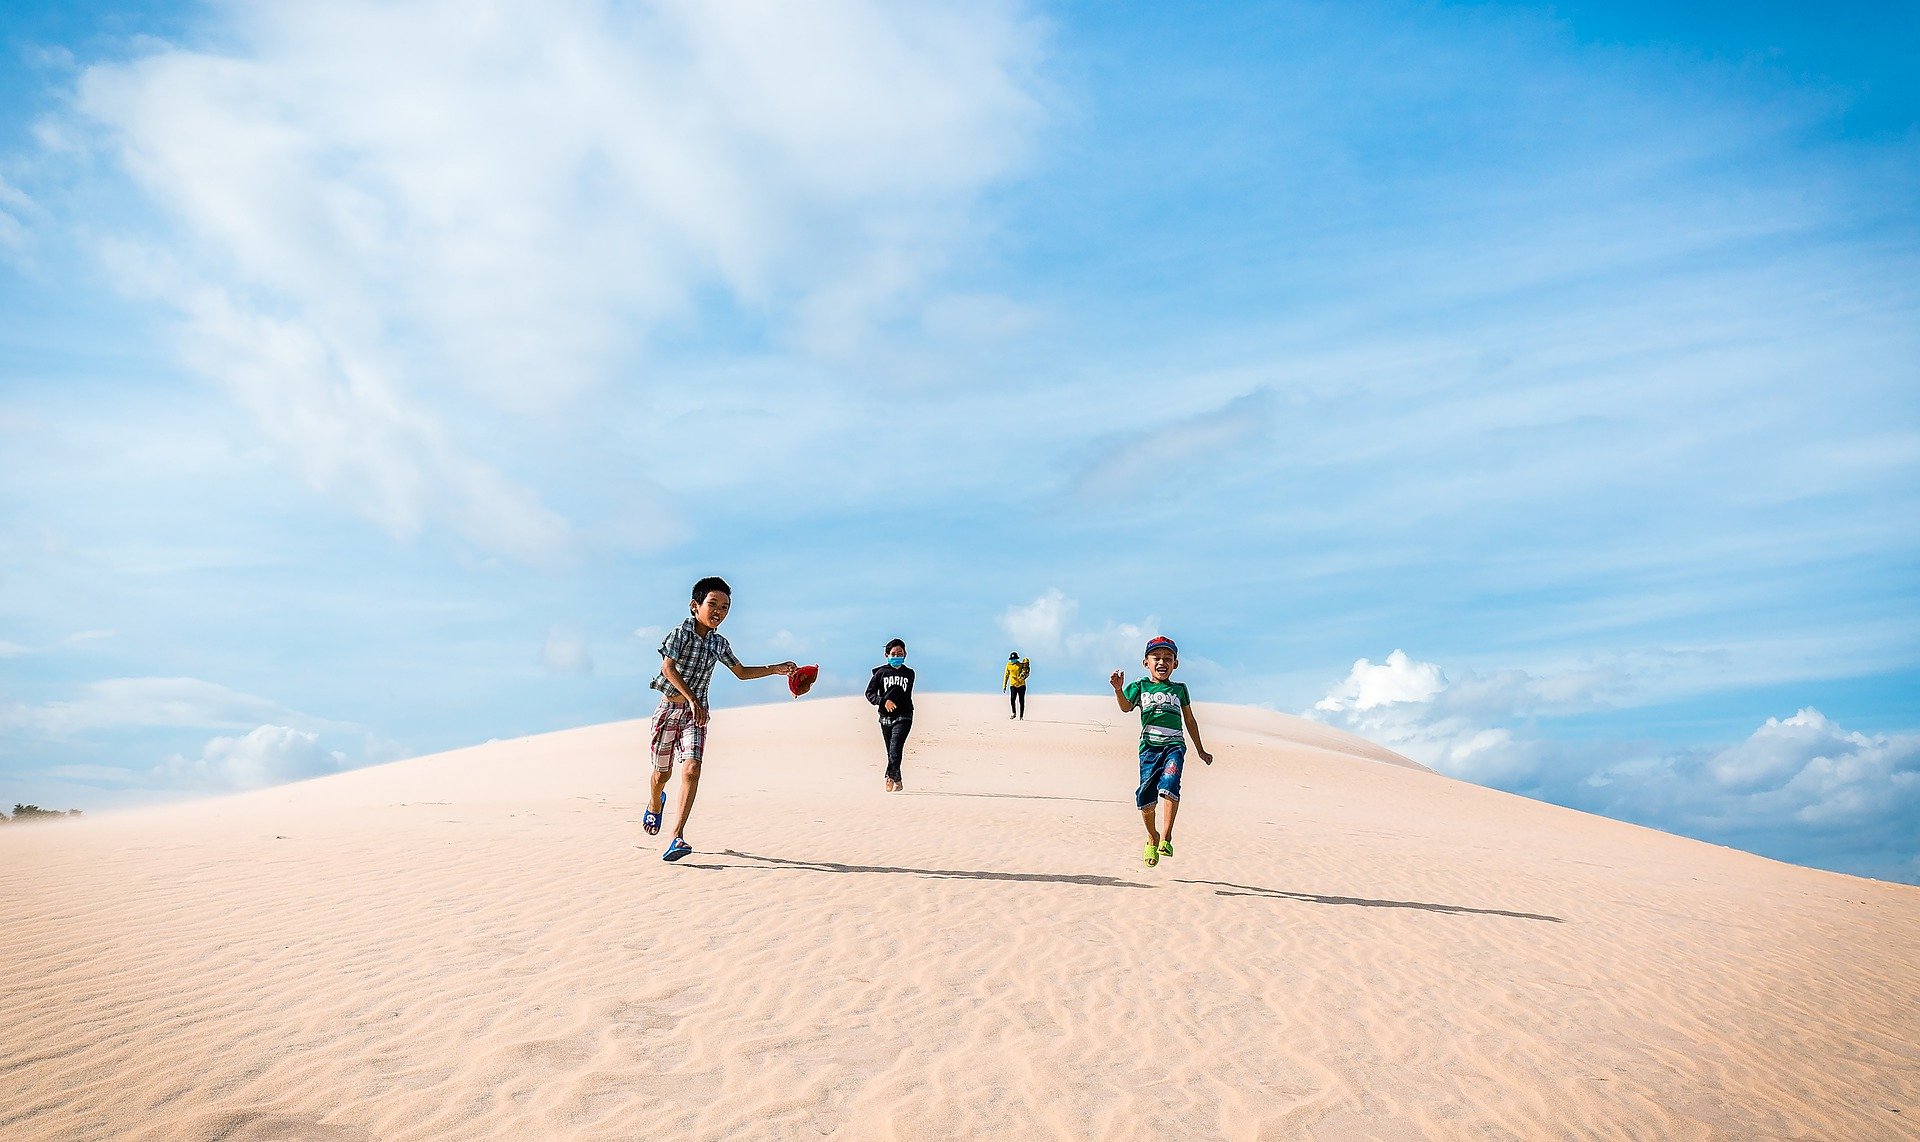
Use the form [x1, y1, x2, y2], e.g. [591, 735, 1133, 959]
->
[646, 576, 795, 862]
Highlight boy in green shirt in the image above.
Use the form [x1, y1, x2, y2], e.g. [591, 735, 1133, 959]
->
[1109, 635, 1213, 867]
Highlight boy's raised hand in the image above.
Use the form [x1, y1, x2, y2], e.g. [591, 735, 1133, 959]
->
[1108, 669, 1125, 690]
[774, 661, 796, 675]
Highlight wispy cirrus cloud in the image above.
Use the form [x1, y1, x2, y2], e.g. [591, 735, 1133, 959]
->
[1069, 389, 1275, 500]
[53, 0, 1045, 559]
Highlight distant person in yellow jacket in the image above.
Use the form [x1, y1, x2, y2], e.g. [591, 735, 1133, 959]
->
[1002, 651, 1031, 719]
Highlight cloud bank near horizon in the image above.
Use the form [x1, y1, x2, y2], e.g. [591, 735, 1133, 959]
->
[1309, 650, 1920, 882]
[3, 674, 397, 794]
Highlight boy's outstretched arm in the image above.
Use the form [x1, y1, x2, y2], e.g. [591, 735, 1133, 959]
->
[1109, 670, 1135, 712]
[1182, 704, 1214, 764]
[727, 660, 797, 681]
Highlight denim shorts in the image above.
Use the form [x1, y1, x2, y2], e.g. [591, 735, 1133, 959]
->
[1135, 740, 1186, 809]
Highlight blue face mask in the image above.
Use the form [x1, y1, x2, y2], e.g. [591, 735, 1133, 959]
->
[887, 655, 906, 668]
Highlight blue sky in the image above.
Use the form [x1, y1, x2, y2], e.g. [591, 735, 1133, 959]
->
[2, 1, 1915, 881]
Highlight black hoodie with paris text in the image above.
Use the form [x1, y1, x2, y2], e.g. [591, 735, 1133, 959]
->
[864, 663, 915, 724]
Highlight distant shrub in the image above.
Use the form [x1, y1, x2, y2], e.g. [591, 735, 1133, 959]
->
[5, 804, 82, 823]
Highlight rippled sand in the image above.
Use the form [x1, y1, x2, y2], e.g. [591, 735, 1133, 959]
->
[4, 693, 1915, 1139]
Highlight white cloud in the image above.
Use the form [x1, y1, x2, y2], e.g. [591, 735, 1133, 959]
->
[1709, 707, 1850, 792]
[999, 588, 1073, 655]
[1314, 648, 1659, 727]
[1314, 649, 1447, 712]
[1309, 650, 1545, 784]
[0, 640, 32, 658]
[998, 589, 1156, 674]
[1703, 709, 1920, 827]
[57, 0, 1043, 558]
[541, 628, 593, 675]
[157, 724, 349, 790]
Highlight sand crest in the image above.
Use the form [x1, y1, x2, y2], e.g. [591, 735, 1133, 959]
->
[3, 694, 1916, 1139]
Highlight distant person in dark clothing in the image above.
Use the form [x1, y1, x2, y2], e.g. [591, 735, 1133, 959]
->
[1003, 651, 1030, 719]
[866, 638, 916, 791]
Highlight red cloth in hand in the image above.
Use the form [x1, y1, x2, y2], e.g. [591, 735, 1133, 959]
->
[787, 664, 819, 697]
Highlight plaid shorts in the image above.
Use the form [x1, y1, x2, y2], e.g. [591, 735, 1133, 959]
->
[649, 701, 706, 771]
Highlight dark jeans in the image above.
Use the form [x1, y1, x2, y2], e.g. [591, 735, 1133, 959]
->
[1009, 685, 1026, 718]
[881, 718, 912, 783]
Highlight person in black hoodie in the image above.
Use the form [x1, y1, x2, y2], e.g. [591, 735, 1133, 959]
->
[865, 638, 916, 792]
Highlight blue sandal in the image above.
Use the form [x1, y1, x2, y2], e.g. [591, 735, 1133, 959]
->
[643, 809, 661, 836]
[662, 837, 693, 862]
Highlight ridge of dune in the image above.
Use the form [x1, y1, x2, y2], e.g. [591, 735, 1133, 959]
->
[4, 693, 1915, 1140]
[84, 693, 1430, 821]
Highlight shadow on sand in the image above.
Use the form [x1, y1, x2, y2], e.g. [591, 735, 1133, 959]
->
[905, 789, 1119, 806]
[1175, 879, 1565, 923]
[682, 849, 1152, 889]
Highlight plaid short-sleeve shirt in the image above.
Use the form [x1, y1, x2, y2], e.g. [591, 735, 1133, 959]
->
[650, 617, 740, 705]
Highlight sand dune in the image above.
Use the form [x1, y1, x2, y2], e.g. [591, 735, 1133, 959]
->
[3, 693, 1916, 1140]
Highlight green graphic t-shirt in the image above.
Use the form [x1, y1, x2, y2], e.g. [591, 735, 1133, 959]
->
[1123, 679, 1191, 746]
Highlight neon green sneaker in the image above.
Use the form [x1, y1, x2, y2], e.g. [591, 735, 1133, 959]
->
[1144, 841, 1160, 867]
[1158, 839, 1173, 858]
